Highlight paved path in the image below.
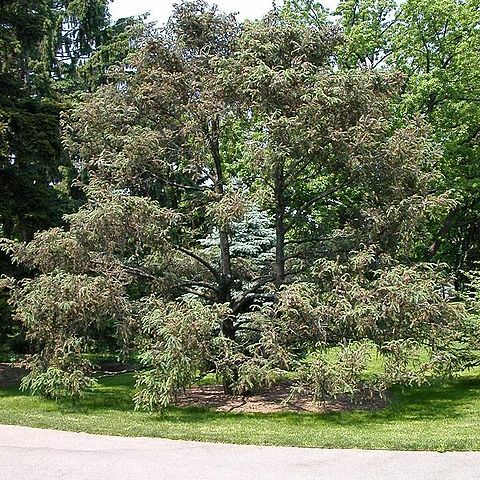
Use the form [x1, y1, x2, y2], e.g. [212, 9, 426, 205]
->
[1, 424, 479, 480]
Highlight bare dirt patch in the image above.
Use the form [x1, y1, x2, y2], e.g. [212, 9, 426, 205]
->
[175, 382, 389, 414]
[0, 363, 27, 388]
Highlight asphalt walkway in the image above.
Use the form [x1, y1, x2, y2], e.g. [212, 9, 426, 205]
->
[1, 424, 479, 479]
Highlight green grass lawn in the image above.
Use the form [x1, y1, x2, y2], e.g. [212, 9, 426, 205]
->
[1, 368, 480, 451]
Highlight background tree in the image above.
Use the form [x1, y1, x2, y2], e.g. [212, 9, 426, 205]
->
[337, 0, 480, 282]
[335, 0, 397, 69]
[393, 0, 480, 277]
[0, 0, 142, 355]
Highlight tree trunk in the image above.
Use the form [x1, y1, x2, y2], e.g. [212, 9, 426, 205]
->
[274, 160, 286, 288]
[22, 48, 30, 87]
[425, 206, 459, 260]
[206, 115, 236, 394]
[208, 115, 233, 304]
[221, 314, 237, 394]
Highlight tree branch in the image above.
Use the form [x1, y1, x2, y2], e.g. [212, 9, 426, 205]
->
[181, 288, 213, 301]
[176, 246, 220, 281]
[298, 178, 349, 213]
[176, 281, 219, 293]
[120, 264, 158, 281]
[232, 277, 273, 314]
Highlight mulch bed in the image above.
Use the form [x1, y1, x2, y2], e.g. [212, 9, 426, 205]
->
[175, 381, 389, 414]
[0, 363, 389, 414]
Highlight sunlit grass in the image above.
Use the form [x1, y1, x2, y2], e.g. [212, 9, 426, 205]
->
[1, 367, 480, 451]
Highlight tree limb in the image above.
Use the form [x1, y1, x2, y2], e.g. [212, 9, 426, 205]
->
[176, 246, 220, 281]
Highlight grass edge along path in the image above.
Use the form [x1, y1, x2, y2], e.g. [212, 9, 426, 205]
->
[1, 369, 480, 452]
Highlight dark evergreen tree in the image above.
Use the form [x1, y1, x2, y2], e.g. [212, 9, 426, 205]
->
[0, 0, 138, 354]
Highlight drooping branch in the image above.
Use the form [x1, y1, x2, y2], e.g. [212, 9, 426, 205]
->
[120, 264, 158, 281]
[298, 177, 350, 213]
[176, 281, 219, 293]
[176, 246, 221, 282]
[232, 276, 274, 315]
[181, 288, 213, 301]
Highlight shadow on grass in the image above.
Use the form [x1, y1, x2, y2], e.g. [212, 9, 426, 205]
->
[0, 373, 136, 413]
[158, 374, 480, 428]
[2, 372, 480, 430]
[0, 385, 23, 398]
[315, 374, 480, 427]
